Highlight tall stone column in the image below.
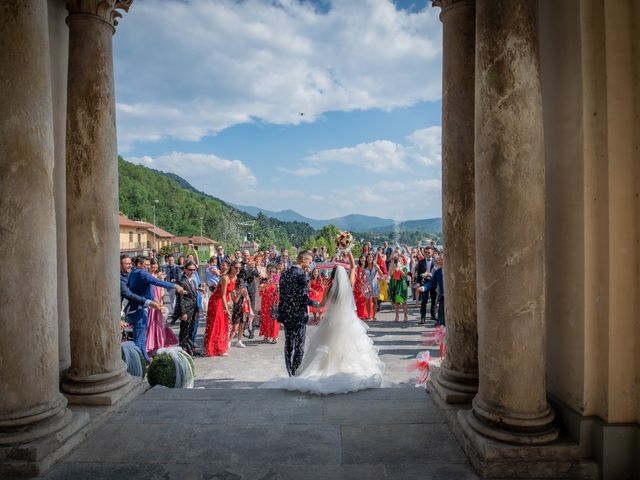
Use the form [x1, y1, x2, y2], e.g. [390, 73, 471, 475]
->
[0, 2, 87, 476]
[459, 0, 559, 455]
[430, 0, 478, 404]
[62, 0, 136, 405]
[48, 0, 71, 375]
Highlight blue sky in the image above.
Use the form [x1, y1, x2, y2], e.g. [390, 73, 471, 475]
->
[114, 0, 443, 221]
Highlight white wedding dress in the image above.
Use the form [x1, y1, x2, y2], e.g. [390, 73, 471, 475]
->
[263, 265, 385, 395]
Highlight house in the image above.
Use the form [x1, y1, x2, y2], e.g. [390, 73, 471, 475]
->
[118, 214, 152, 253]
[172, 235, 217, 260]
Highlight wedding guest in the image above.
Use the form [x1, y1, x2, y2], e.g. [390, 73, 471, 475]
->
[163, 254, 181, 312]
[259, 265, 280, 343]
[416, 247, 437, 324]
[215, 245, 227, 269]
[419, 253, 445, 326]
[127, 256, 184, 361]
[363, 253, 383, 320]
[308, 267, 325, 325]
[146, 259, 178, 356]
[388, 254, 409, 322]
[174, 260, 199, 356]
[229, 282, 248, 348]
[203, 260, 233, 356]
[205, 256, 220, 292]
[185, 253, 204, 346]
[353, 254, 369, 319]
[238, 249, 261, 338]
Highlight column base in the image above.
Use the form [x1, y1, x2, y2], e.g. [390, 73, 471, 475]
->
[0, 409, 89, 477]
[430, 368, 478, 404]
[62, 363, 136, 406]
[458, 409, 587, 478]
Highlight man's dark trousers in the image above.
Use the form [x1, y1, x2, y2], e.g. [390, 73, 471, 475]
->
[420, 287, 438, 320]
[284, 322, 307, 376]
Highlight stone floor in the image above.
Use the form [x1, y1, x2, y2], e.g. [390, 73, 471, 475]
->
[38, 302, 480, 480]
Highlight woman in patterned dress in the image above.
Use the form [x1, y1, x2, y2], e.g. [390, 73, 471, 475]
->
[388, 253, 409, 322]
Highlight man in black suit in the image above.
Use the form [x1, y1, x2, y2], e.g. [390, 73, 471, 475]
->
[174, 260, 200, 356]
[215, 245, 227, 269]
[415, 247, 437, 324]
[278, 250, 320, 376]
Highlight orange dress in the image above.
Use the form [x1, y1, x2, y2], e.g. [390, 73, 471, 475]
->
[259, 282, 279, 338]
[203, 278, 236, 356]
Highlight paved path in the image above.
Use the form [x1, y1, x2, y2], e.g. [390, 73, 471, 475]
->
[40, 302, 478, 480]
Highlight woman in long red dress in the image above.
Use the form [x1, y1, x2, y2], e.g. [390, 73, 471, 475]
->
[353, 254, 369, 320]
[203, 261, 236, 356]
[259, 265, 279, 344]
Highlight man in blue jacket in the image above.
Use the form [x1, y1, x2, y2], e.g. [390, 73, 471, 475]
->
[418, 253, 445, 326]
[127, 256, 185, 361]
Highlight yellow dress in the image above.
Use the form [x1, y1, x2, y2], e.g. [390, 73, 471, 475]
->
[378, 277, 389, 302]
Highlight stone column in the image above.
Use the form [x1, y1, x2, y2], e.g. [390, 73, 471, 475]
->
[48, 0, 71, 375]
[430, 0, 478, 404]
[62, 0, 136, 405]
[0, 3, 87, 475]
[459, 0, 558, 448]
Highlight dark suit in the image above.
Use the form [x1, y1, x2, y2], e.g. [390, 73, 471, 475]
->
[422, 267, 444, 326]
[126, 268, 176, 360]
[278, 265, 318, 376]
[416, 257, 437, 321]
[175, 274, 199, 355]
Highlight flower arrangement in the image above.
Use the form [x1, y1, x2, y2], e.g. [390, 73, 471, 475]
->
[422, 325, 447, 359]
[407, 351, 432, 388]
[335, 231, 353, 254]
[147, 347, 195, 388]
[121, 341, 146, 378]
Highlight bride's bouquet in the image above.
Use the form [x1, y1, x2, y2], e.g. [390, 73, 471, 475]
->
[335, 231, 353, 255]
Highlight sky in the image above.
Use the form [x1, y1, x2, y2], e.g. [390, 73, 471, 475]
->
[114, 0, 443, 221]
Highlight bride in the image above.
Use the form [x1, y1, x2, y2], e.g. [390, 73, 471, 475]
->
[264, 251, 385, 395]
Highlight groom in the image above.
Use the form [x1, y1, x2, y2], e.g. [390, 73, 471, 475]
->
[278, 250, 320, 376]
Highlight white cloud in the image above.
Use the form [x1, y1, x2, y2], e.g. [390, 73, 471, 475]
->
[406, 126, 441, 166]
[306, 140, 408, 173]
[114, 0, 442, 149]
[128, 152, 257, 199]
[276, 166, 324, 177]
[301, 125, 441, 173]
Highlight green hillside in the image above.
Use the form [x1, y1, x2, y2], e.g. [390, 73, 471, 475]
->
[118, 157, 314, 250]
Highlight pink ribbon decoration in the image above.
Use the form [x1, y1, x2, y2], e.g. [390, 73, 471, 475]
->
[422, 325, 447, 360]
[407, 351, 432, 387]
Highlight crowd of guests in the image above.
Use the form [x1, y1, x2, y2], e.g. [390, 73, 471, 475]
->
[119, 240, 445, 362]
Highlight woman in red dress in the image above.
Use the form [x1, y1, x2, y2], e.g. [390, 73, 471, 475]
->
[353, 254, 369, 320]
[259, 265, 279, 344]
[203, 260, 237, 356]
[308, 268, 325, 324]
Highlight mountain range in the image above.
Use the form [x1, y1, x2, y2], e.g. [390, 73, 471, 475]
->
[230, 203, 442, 234]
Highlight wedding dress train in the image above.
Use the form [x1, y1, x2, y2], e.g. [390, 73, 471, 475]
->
[264, 265, 384, 395]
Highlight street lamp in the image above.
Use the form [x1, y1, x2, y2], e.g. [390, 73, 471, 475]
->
[152, 199, 159, 252]
[199, 216, 204, 262]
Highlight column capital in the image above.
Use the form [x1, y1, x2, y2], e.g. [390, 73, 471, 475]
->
[432, 0, 475, 18]
[66, 0, 132, 29]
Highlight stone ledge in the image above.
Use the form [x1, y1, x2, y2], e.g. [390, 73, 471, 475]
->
[457, 409, 595, 479]
[1, 379, 147, 478]
[0, 410, 89, 478]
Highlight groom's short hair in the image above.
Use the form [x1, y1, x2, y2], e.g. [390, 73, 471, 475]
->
[297, 250, 313, 262]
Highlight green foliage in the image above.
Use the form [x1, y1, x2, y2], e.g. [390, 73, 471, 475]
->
[118, 157, 315, 250]
[147, 353, 177, 388]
